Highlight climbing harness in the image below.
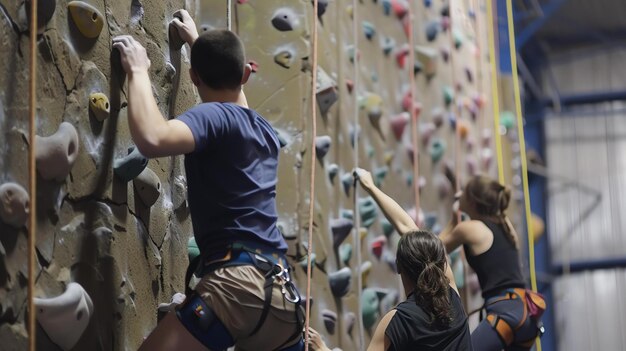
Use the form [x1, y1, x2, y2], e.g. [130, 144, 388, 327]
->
[183, 242, 305, 351]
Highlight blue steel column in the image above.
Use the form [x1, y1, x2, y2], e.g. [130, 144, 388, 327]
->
[496, 1, 557, 350]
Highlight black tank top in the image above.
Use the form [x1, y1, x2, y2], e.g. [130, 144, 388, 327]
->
[385, 288, 472, 351]
[464, 220, 525, 299]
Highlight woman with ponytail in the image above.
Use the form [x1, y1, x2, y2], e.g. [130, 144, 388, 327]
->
[308, 169, 472, 351]
[440, 175, 545, 351]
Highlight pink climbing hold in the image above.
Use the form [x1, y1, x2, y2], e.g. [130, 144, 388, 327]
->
[395, 45, 410, 68]
[237, 0, 247, 3]
[248, 60, 259, 73]
[390, 112, 410, 141]
[405, 144, 416, 165]
[402, 91, 423, 117]
[391, 0, 409, 19]
[420, 122, 436, 146]
[371, 236, 387, 259]
[346, 79, 354, 93]
[441, 16, 451, 31]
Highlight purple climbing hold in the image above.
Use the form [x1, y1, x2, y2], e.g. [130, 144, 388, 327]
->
[331, 218, 354, 249]
[271, 8, 297, 31]
[328, 267, 352, 297]
[315, 135, 332, 160]
[322, 309, 337, 335]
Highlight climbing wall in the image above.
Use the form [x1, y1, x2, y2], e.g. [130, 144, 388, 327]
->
[0, 0, 506, 350]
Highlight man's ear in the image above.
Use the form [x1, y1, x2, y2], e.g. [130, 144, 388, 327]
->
[189, 67, 201, 87]
[240, 64, 252, 85]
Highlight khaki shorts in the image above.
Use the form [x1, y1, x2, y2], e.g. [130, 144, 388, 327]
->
[194, 265, 301, 351]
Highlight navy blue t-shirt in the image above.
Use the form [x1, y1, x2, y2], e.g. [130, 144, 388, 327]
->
[178, 102, 287, 255]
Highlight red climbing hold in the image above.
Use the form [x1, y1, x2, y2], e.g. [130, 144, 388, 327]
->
[402, 91, 423, 117]
[371, 236, 387, 259]
[391, 0, 409, 19]
[395, 45, 410, 68]
[237, 0, 247, 4]
[390, 112, 410, 141]
[346, 79, 354, 93]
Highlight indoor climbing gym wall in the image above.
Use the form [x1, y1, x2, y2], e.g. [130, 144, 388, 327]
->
[0, 0, 517, 350]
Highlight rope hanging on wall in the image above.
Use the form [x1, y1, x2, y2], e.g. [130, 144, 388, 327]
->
[28, 1, 39, 350]
[303, 0, 319, 350]
[504, 1, 542, 350]
[485, 0, 505, 184]
[408, 0, 421, 214]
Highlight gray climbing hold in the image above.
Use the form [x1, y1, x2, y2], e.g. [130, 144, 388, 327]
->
[328, 267, 352, 297]
[341, 209, 354, 220]
[327, 163, 339, 183]
[35, 122, 80, 182]
[277, 222, 296, 240]
[341, 172, 353, 196]
[363, 21, 376, 40]
[316, 0, 329, 21]
[114, 146, 148, 182]
[169, 14, 185, 50]
[133, 168, 161, 207]
[345, 312, 356, 337]
[381, 36, 396, 56]
[426, 20, 439, 42]
[316, 67, 338, 115]
[35, 282, 94, 351]
[339, 243, 352, 265]
[315, 136, 332, 160]
[322, 309, 337, 335]
[271, 8, 297, 31]
[331, 218, 353, 249]
[0, 183, 30, 228]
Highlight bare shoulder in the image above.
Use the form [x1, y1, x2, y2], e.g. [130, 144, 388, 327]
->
[454, 220, 491, 244]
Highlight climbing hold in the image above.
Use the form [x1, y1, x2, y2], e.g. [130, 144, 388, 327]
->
[36, 122, 80, 182]
[424, 212, 438, 230]
[402, 91, 423, 117]
[169, 15, 185, 50]
[339, 243, 352, 265]
[298, 253, 316, 272]
[347, 45, 359, 63]
[381, 36, 396, 56]
[441, 16, 451, 32]
[432, 107, 444, 128]
[371, 236, 387, 259]
[457, 119, 470, 139]
[271, 8, 297, 31]
[248, 60, 259, 73]
[89, 92, 110, 122]
[341, 172, 353, 196]
[341, 209, 354, 220]
[346, 5, 354, 19]
[384, 151, 394, 166]
[346, 79, 354, 93]
[367, 146, 375, 159]
[0, 183, 29, 228]
[35, 282, 94, 351]
[316, 67, 338, 115]
[68, 1, 104, 39]
[133, 168, 161, 207]
[395, 44, 410, 68]
[382, 0, 392, 16]
[415, 46, 438, 78]
[349, 125, 360, 147]
[383, 251, 398, 273]
[188, 237, 199, 261]
[465, 67, 474, 83]
[390, 112, 410, 141]
[328, 267, 352, 297]
[360, 261, 373, 285]
[481, 148, 493, 170]
[331, 218, 354, 249]
[315, 136, 332, 160]
[274, 50, 293, 69]
[358, 197, 378, 228]
[379, 289, 399, 312]
[113, 146, 148, 182]
[441, 3, 450, 17]
[361, 288, 381, 330]
[345, 312, 356, 337]
[443, 86, 454, 107]
[453, 30, 464, 49]
[424, 0, 432, 7]
[364, 94, 384, 137]
[273, 128, 289, 148]
[406, 145, 416, 165]
[327, 163, 339, 183]
[425, 20, 439, 42]
[434, 174, 452, 199]
[481, 128, 492, 147]
[429, 138, 446, 163]
[363, 21, 376, 40]
[414, 61, 423, 76]
[316, 0, 329, 21]
[500, 111, 516, 130]
[322, 309, 337, 335]
[391, 0, 409, 18]
[420, 122, 436, 146]
[371, 72, 379, 83]
[27, 0, 56, 29]
[466, 157, 477, 176]
[373, 166, 388, 187]
[381, 218, 394, 237]
[441, 47, 450, 63]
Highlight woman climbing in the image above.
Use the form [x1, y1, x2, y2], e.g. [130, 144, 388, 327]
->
[440, 175, 545, 351]
[309, 168, 472, 351]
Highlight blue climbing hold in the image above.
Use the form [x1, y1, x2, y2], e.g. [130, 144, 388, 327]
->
[363, 21, 376, 40]
[329, 267, 352, 297]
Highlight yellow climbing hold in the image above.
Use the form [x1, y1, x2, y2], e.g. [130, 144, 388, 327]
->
[68, 1, 104, 39]
[89, 92, 110, 122]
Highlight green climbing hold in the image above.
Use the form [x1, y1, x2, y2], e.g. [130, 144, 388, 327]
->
[339, 243, 352, 265]
[367, 146, 375, 159]
[381, 218, 394, 237]
[341, 209, 354, 220]
[188, 237, 199, 262]
[363, 21, 376, 40]
[358, 197, 378, 228]
[373, 166, 388, 187]
[361, 288, 381, 330]
[500, 111, 516, 130]
[429, 138, 446, 163]
[453, 29, 464, 49]
[443, 86, 454, 107]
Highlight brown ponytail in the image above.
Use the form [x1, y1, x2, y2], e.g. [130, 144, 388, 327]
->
[465, 176, 519, 249]
[397, 230, 453, 328]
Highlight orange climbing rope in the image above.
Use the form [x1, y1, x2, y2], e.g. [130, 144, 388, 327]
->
[351, 1, 365, 350]
[471, 0, 485, 159]
[447, 0, 463, 223]
[28, 1, 38, 350]
[303, 0, 319, 350]
[408, 0, 421, 214]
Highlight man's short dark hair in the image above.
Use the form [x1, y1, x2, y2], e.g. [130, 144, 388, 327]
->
[191, 30, 245, 90]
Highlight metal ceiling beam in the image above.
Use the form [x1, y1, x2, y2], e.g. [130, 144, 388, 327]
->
[541, 90, 626, 107]
[516, 0, 570, 49]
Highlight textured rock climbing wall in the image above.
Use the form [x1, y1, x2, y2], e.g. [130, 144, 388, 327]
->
[0, 0, 510, 349]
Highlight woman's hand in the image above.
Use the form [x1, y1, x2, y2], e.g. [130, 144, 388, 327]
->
[171, 9, 199, 46]
[307, 328, 332, 351]
[354, 167, 375, 192]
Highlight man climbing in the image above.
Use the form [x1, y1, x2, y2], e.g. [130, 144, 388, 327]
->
[112, 9, 303, 351]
